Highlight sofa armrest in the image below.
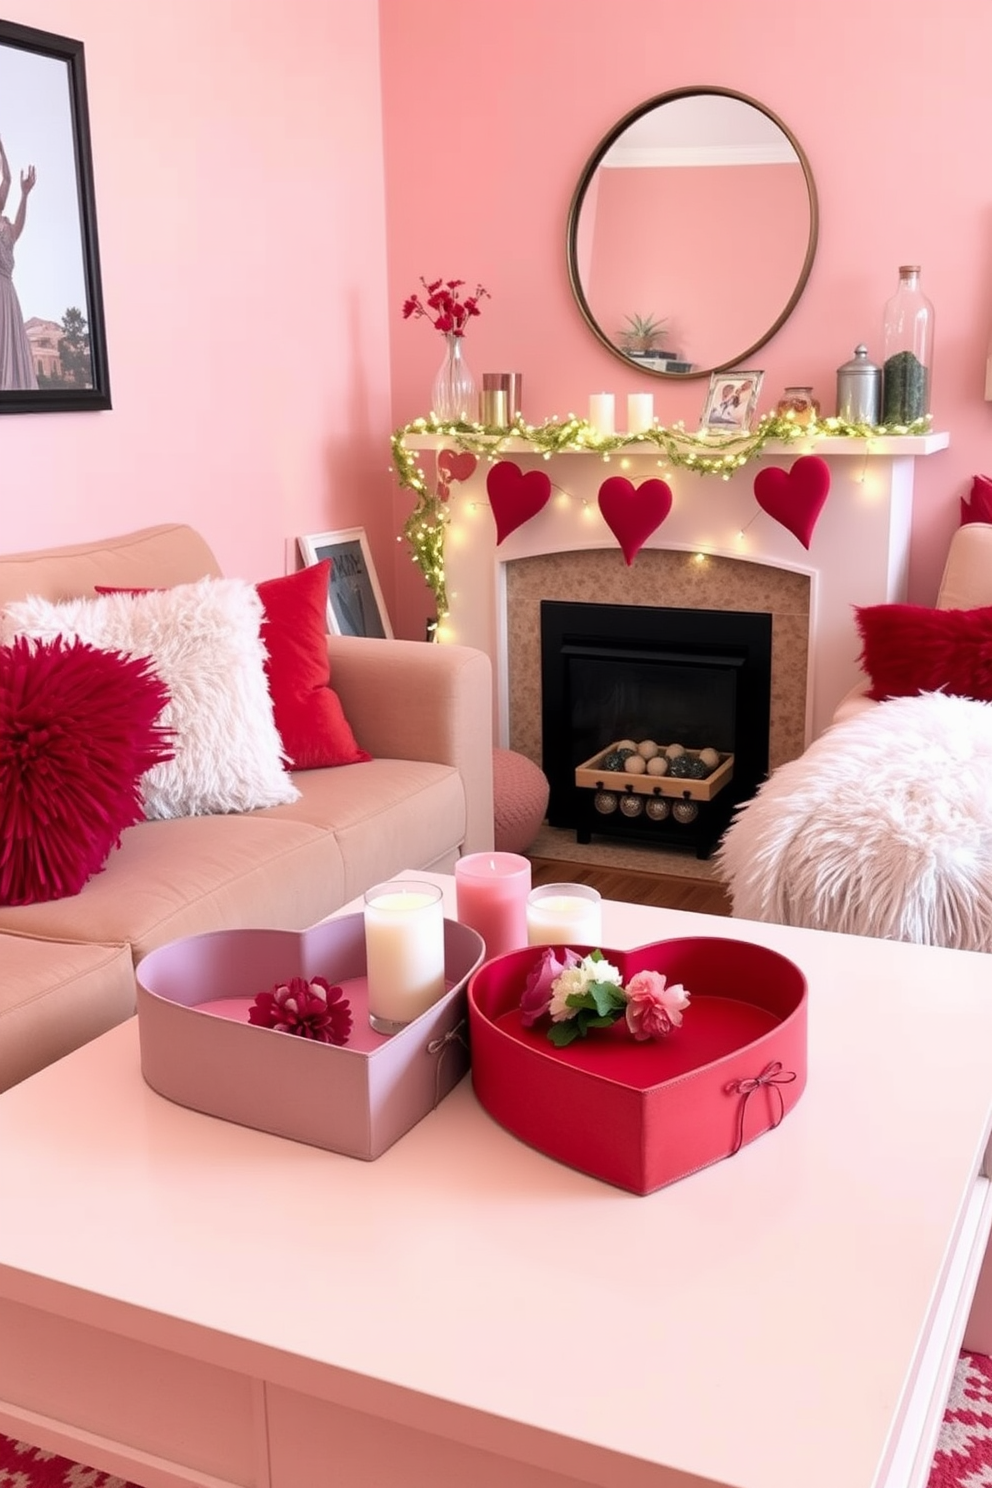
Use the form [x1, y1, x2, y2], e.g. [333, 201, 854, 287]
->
[831, 680, 877, 727]
[326, 635, 494, 855]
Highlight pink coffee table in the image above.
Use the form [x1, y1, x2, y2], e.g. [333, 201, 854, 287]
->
[0, 874, 990, 1488]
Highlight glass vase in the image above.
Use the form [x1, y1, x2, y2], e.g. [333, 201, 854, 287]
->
[432, 334, 477, 423]
[882, 265, 934, 424]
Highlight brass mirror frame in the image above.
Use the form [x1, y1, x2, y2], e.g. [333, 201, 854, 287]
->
[565, 85, 819, 380]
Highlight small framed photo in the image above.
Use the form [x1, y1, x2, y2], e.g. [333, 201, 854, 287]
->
[699, 371, 764, 434]
[297, 528, 393, 639]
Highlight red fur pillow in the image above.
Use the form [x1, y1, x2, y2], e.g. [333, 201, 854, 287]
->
[0, 635, 173, 905]
[854, 602, 992, 703]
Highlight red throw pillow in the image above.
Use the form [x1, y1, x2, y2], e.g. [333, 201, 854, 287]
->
[960, 474, 992, 527]
[0, 635, 173, 905]
[98, 564, 370, 770]
[854, 602, 992, 703]
[255, 563, 370, 770]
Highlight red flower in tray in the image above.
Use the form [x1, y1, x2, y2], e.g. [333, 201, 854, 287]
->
[521, 948, 690, 1048]
[402, 276, 490, 337]
[248, 976, 353, 1045]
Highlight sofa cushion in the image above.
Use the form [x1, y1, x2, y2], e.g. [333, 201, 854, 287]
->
[262, 758, 467, 900]
[0, 932, 135, 1091]
[0, 636, 172, 906]
[99, 563, 372, 773]
[0, 813, 348, 960]
[854, 601, 992, 703]
[3, 578, 300, 819]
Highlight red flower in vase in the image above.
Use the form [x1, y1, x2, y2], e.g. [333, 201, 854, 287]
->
[248, 975, 353, 1044]
[402, 277, 490, 337]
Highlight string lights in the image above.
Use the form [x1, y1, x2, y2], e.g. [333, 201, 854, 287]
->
[391, 411, 932, 617]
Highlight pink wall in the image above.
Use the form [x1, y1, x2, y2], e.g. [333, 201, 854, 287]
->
[1, 0, 397, 605]
[380, 0, 992, 633]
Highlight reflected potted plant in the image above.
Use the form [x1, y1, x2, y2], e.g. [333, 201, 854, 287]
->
[618, 312, 672, 361]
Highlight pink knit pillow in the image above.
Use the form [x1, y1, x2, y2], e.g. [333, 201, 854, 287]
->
[0, 635, 172, 904]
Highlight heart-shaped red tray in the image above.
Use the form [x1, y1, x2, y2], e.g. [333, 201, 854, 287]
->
[467, 937, 807, 1194]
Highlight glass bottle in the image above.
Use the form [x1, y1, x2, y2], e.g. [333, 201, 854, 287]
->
[881, 265, 934, 424]
[431, 333, 477, 423]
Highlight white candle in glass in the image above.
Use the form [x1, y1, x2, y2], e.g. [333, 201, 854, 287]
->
[526, 883, 603, 946]
[627, 392, 654, 434]
[364, 880, 446, 1034]
[589, 393, 615, 436]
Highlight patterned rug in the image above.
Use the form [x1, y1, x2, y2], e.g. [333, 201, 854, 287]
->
[1, 1350, 991, 1486]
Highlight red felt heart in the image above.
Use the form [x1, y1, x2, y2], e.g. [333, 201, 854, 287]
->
[437, 449, 477, 483]
[753, 455, 831, 550]
[486, 460, 552, 544]
[467, 938, 807, 1195]
[598, 476, 673, 564]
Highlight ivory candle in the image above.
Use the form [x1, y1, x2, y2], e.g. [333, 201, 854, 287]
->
[364, 880, 446, 1034]
[589, 393, 615, 436]
[627, 392, 654, 434]
[526, 883, 603, 946]
[454, 852, 531, 959]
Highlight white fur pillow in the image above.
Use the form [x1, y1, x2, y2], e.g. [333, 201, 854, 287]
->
[2, 579, 300, 819]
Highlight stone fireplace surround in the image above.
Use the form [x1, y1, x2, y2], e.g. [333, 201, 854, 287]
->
[415, 432, 949, 769]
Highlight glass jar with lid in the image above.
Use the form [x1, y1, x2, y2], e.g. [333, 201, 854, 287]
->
[881, 265, 934, 423]
[775, 386, 820, 426]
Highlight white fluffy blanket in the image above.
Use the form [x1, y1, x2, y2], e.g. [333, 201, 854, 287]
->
[715, 691, 992, 950]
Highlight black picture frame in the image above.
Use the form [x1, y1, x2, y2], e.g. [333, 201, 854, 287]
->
[0, 18, 110, 412]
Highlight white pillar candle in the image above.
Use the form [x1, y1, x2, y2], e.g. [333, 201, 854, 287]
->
[364, 880, 446, 1033]
[526, 883, 603, 946]
[627, 392, 654, 434]
[588, 393, 615, 436]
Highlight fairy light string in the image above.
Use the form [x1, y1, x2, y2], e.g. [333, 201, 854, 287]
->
[391, 411, 932, 617]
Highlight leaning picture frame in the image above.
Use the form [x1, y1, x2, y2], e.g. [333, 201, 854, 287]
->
[699, 370, 764, 434]
[297, 528, 394, 640]
[0, 19, 110, 412]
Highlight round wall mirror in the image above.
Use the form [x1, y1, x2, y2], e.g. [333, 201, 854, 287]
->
[566, 87, 819, 379]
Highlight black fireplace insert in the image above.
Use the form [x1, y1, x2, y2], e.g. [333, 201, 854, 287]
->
[540, 600, 773, 858]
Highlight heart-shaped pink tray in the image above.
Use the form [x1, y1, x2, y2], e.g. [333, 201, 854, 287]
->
[467, 937, 807, 1194]
[136, 915, 485, 1160]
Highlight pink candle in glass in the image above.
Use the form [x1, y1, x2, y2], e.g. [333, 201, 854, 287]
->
[454, 852, 532, 959]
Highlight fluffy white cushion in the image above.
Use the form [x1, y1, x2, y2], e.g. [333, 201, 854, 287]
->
[2, 579, 300, 819]
[715, 691, 992, 951]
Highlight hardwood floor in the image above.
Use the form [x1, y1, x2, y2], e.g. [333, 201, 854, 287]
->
[527, 855, 732, 916]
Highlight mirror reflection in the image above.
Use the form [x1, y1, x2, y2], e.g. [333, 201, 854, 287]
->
[567, 88, 819, 378]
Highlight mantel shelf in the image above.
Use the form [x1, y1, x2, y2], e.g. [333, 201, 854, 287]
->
[404, 431, 950, 457]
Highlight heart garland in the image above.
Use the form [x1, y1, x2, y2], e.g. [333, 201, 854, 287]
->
[437, 449, 477, 484]
[486, 460, 553, 544]
[752, 455, 831, 550]
[597, 476, 673, 565]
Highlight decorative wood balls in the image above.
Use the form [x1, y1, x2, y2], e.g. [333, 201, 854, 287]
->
[646, 756, 669, 776]
[623, 754, 647, 774]
[637, 739, 659, 760]
[698, 747, 721, 770]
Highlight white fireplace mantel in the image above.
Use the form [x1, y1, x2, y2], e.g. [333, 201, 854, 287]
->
[408, 432, 949, 748]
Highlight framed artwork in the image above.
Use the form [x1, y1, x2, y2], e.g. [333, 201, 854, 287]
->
[0, 19, 110, 413]
[297, 528, 393, 640]
[699, 371, 764, 434]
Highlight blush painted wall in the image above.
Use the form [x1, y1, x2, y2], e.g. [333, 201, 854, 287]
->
[380, 0, 992, 637]
[1, 0, 396, 602]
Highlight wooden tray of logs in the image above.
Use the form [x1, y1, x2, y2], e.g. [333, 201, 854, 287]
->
[575, 741, 735, 803]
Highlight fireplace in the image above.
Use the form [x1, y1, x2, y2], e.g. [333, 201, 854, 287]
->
[540, 599, 772, 858]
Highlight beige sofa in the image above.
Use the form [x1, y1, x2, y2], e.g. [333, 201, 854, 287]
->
[0, 524, 494, 1090]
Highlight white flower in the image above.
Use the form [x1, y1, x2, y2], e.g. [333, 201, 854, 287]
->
[548, 953, 623, 1022]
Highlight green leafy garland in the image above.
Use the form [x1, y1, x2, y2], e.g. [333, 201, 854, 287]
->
[392, 411, 932, 617]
